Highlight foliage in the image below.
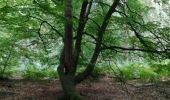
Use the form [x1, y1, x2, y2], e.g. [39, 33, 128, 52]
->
[150, 59, 170, 77]
[113, 64, 159, 81]
[91, 63, 162, 82]
[23, 65, 58, 80]
[0, 67, 13, 79]
[91, 66, 110, 79]
[0, 0, 169, 98]
[0, 0, 169, 71]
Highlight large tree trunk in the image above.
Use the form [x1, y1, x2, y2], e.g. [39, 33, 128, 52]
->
[64, 0, 74, 74]
[59, 73, 85, 99]
[58, 64, 85, 100]
[58, 0, 120, 99]
[58, 0, 85, 99]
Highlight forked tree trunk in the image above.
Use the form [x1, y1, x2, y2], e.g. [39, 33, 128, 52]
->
[58, 64, 85, 100]
[58, 0, 85, 99]
[60, 67, 85, 100]
[58, 0, 120, 99]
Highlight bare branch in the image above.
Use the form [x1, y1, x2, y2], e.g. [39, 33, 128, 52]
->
[84, 32, 97, 41]
[29, 15, 63, 37]
[102, 45, 170, 54]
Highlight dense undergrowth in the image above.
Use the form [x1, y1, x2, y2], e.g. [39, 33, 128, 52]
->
[0, 60, 170, 81]
[93, 59, 170, 82]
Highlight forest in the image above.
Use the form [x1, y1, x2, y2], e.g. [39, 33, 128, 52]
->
[0, 0, 170, 100]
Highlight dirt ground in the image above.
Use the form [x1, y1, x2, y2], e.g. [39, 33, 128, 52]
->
[0, 76, 170, 100]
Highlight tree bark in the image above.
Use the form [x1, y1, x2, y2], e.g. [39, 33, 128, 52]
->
[63, 0, 74, 74]
[58, 0, 86, 99]
[58, 0, 120, 99]
[58, 66, 85, 100]
[57, 0, 82, 99]
[73, 0, 93, 73]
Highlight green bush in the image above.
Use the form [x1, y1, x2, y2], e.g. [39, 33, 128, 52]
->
[120, 63, 160, 81]
[23, 66, 58, 80]
[150, 59, 170, 77]
[139, 68, 160, 81]
[92, 67, 104, 79]
[120, 64, 138, 80]
[0, 66, 13, 79]
[45, 68, 58, 79]
[21, 60, 170, 81]
[92, 65, 116, 78]
[23, 66, 46, 80]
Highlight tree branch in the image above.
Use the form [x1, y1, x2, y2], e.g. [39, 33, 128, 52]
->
[73, 0, 93, 71]
[29, 15, 63, 37]
[102, 45, 170, 54]
[75, 0, 120, 84]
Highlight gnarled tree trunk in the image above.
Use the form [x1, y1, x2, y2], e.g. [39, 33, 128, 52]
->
[58, 0, 84, 99]
[58, 0, 120, 99]
[58, 66, 84, 100]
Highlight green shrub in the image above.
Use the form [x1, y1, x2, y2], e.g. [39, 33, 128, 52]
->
[139, 68, 160, 81]
[23, 66, 58, 80]
[92, 67, 104, 79]
[23, 66, 46, 80]
[150, 59, 170, 77]
[45, 68, 58, 79]
[84, 61, 170, 82]
[0, 66, 13, 79]
[119, 63, 160, 81]
[120, 64, 139, 80]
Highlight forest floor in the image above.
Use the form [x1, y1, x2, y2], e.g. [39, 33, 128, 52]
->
[0, 75, 170, 100]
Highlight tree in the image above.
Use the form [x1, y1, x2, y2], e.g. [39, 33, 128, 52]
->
[59, 0, 121, 99]
[0, 0, 169, 99]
